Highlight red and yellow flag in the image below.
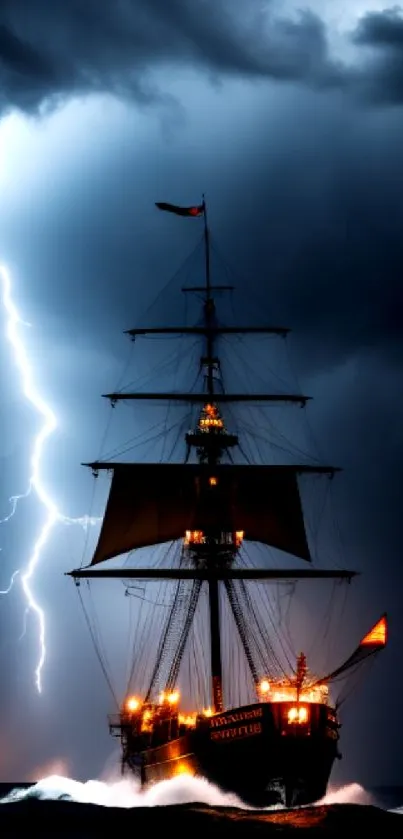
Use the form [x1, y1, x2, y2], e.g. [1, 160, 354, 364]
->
[155, 202, 204, 217]
[360, 614, 387, 647]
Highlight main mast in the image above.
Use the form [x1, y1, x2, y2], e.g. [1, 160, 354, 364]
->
[201, 197, 223, 713]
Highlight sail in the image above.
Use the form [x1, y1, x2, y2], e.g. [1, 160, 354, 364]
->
[89, 463, 313, 566]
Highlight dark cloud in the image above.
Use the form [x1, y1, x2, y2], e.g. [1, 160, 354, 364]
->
[0, 1, 341, 114]
[0, 24, 52, 79]
[354, 7, 403, 47]
[351, 8, 403, 104]
[199, 111, 403, 374]
[2, 0, 403, 116]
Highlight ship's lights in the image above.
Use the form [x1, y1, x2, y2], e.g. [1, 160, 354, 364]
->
[184, 530, 205, 546]
[209, 476, 218, 486]
[260, 681, 329, 704]
[235, 530, 244, 546]
[288, 706, 309, 724]
[199, 402, 224, 431]
[178, 713, 197, 727]
[158, 690, 180, 705]
[199, 418, 223, 428]
[141, 708, 153, 732]
[125, 696, 140, 712]
[175, 761, 194, 776]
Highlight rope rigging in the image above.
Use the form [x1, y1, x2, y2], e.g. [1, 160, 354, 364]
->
[144, 576, 197, 701]
[165, 580, 203, 692]
[75, 582, 119, 708]
[224, 579, 261, 684]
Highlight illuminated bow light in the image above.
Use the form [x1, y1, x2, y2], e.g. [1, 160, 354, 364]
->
[0, 264, 100, 693]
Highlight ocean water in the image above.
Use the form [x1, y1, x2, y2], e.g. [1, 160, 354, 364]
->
[0, 774, 401, 809]
[0, 775, 401, 836]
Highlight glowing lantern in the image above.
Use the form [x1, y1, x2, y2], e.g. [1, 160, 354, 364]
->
[298, 706, 308, 723]
[235, 530, 244, 546]
[184, 530, 205, 546]
[198, 403, 224, 431]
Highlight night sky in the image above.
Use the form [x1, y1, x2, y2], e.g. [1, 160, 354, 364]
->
[0, 1, 402, 788]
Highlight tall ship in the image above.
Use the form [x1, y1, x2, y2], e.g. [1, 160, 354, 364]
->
[69, 199, 387, 807]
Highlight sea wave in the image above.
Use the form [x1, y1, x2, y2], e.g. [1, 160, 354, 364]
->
[0, 774, 402, 837]
[0, 774, 402, 810]
[0, 774, 383, 809]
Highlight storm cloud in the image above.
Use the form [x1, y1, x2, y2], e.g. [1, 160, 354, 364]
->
[1, 1, 403, 115]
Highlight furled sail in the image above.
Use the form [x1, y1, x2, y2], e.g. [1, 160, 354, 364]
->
[87, 463, 325, 566]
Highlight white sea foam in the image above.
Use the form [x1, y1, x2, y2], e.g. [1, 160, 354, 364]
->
[1, 773, 402, 813]
[318, 782, 373, 806]
[1, 773, 248, 809]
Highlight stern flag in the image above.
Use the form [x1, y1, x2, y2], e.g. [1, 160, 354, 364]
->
[359, 614, 388, 648]
[155, 202, 204, 217]
[317, 613, 388, 685]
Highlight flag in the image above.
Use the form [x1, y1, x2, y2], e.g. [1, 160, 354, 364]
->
[317, 613, 388, 685]
[359, 614, 387, 648]
[155, 202, 204, 217]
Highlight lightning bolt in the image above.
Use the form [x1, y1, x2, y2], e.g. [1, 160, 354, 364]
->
[0, 264, 99, 693]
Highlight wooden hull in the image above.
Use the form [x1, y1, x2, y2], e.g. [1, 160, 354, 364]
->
[122, 701, 340, 807]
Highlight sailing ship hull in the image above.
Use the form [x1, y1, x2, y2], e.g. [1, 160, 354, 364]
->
[123, 701, 340, 807]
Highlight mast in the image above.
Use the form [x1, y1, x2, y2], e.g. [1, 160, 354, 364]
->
[203, 196, 214, 400]
[202, 196, 223, 713]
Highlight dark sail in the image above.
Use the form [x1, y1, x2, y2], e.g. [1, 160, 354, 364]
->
[88, 463, 319, 566]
